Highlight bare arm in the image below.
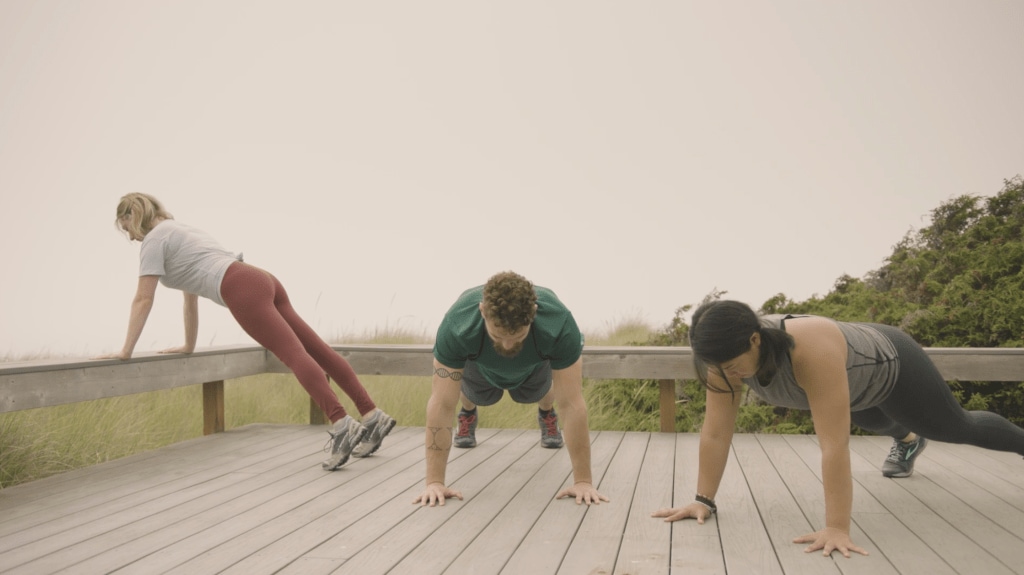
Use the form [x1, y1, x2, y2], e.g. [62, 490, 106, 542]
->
[413, 359, 465, 506]
[553, 358, 609, 504]
[653, 369, 741, 522]
[160, 292, 198, 354]
[95, 275, 160, 360]
[789, 317, 867, 558]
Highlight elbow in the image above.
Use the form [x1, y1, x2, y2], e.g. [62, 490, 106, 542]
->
[426, 392, 459, 421]
[133, 295, 155, 309]
[701, 426, 733, 446]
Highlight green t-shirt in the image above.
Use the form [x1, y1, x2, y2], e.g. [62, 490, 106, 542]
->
[433, 285, 584, 389]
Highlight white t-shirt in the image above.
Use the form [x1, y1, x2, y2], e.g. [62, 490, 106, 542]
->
[138, 220, 241, 306]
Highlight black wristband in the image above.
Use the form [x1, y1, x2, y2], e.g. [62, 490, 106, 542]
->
[695, 493, 717, 514]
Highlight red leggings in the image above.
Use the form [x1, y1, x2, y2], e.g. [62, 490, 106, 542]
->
[219, 262, 375, 423]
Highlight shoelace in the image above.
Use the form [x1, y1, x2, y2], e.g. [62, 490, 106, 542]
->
[323, 425, 349, 453]
[887, 439, 911, 462]
[458, 414, 476, 435]
[541, 413, 559, 436]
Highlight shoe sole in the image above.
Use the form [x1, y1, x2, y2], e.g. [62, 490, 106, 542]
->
[353, 418, 397, 458]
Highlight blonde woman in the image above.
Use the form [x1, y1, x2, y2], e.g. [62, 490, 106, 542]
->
[96, 193, 395, 470]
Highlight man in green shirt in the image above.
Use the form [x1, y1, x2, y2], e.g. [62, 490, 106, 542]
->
[414, 271, 608, 507]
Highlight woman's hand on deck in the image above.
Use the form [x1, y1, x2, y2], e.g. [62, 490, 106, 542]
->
[651, 502, 714, 523]
[793, 527, 868, 558]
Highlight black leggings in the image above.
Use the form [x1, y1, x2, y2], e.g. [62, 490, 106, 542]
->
[850, 324, 1024, 455]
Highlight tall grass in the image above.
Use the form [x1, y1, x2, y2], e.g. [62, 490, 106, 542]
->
[0, 320, 657, 489]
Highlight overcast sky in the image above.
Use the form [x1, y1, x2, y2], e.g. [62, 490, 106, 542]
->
[1, 1, 1022, 359]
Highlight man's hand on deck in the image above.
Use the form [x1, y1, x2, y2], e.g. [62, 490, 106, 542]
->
[413, 482, 463, 507]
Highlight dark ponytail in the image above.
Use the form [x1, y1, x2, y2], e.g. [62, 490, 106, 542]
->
[690, 300, 794, 393]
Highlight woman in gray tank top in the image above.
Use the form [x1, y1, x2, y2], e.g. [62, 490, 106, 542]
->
[652, 300, 1024, 560]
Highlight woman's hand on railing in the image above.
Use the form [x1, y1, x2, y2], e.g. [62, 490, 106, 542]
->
[158, 345, 195, 355]
[91, 351, 132, 361]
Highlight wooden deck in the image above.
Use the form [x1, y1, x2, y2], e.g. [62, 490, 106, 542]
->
[1, 425, 1022, 575]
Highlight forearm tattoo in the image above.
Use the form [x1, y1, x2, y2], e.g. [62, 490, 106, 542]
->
[427, 426, 452, 451]
[434, 367, 463, 381]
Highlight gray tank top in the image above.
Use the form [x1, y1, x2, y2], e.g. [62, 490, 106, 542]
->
[741, 315, 899, 411]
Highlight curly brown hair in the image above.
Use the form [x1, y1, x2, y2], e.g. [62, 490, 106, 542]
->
[482, 271, 537, 331]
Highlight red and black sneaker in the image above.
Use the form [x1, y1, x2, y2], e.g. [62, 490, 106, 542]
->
[454, 408, 478, 448]
[538, 408, 563, 449]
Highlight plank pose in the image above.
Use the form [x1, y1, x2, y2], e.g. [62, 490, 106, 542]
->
[414, 271, 608, 506]
[97, 193, 395, 470]
[653, 300, 1024, 558]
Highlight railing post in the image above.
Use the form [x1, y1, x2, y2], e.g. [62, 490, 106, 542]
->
[203, 380, 225, 435]
[309, 374, 329, 426]
[658, 379, 675, 432]
[309, 398, 328, 426]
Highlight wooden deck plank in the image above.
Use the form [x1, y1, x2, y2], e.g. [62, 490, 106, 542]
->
[0, 427, 1019, 575]
[667, 433, 728, 575]
[0, 426, 320, 573]
[209, 429, 433, 575]
[0, 426, 316, 549]
[498, 431, 625, 575]
[852, 437, 1024, 572]
[74, 427, 425, 575]
[784, 434, 961, 575]
[755, 435, 898, 575]
[848, 439, 1016, 575]
[0, 424, 308, 528]
[124, 427, 495, 575]
[388, 436, 563, 574]
[439, 433, 590, 575]
[153, 427, 504, 575]
[731, 434, 842, 575]
[557, 432, 651, 574]
[159, 429, 430, 575]
[329, 429, 537, 575]
[716, 443, 785, 575]
[612, 432, 675, 575]
[273, 424, 506, 575]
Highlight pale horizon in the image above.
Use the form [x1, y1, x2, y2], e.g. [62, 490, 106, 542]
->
[2, 1, 1022, 359]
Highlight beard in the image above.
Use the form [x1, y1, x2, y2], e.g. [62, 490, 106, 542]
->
[493, 340, 524, 358]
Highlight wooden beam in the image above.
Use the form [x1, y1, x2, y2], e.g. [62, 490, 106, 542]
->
[658, 379, 675, 433]
[0, 346, 267, 414]
[4, 344, 1024, 421]
[309, 398, 328, 426]
[202, 380, 225, 435]
[309, 374, 329, 426]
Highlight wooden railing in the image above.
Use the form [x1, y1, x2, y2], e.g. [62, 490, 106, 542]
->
[3, 345, 1024, 433]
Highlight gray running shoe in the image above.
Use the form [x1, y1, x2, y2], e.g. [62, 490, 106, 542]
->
[352, 409, 396, 458]
[538, 408, 563, 449]
[454, 408, 478, 448]
[322, 416, 366, 471]
[882, 436, 928, 478]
